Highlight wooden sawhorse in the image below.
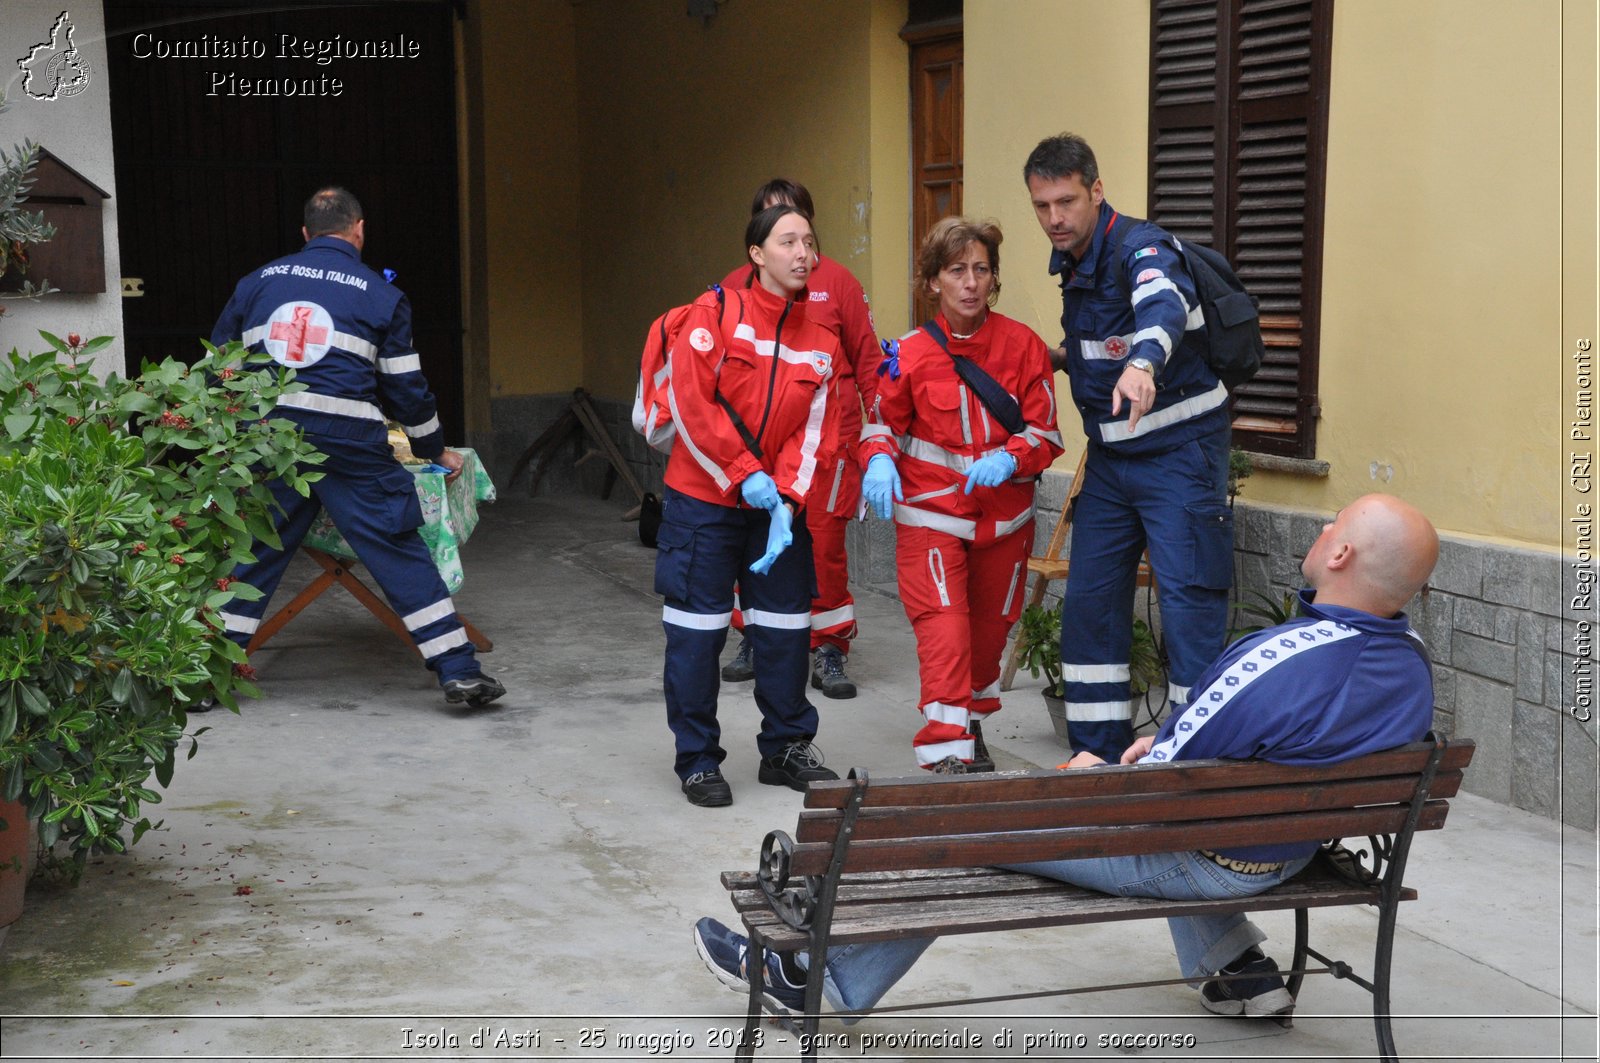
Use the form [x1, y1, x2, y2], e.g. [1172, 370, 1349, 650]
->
[246, 547, 493, 657]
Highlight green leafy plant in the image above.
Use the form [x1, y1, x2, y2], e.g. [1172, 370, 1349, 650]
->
[1227, 446, 1253, 505]
[0, 97, 58, 305]
[0, 332, 322, 880]
[1017, 606, 1166, 698]
[1016, 604, 1065, 697]
[1229, 587, 1300, 643]
[1129, 617, 1163, 695]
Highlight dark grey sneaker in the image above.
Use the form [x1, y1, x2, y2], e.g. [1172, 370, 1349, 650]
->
[1200, 948, 1295, 1023]
[758, 740, 839, 791]
[682, 769, 733, 807]
[721, 637, 755, 682]
[968, 717, 995, 773]
[442, 673, 506, 708]
[809, 645, 857, 699]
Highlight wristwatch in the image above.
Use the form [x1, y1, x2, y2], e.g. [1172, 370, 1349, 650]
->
[1128, 357, 1157, 377]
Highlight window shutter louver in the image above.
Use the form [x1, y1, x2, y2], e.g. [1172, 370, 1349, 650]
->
[1149, 0, 1331, 458]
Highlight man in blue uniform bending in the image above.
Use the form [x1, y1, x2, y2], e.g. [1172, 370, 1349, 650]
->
[1025, 132, 1234, 760]
[693, 493, 1440, 1024]
[210, 187, 504, 708]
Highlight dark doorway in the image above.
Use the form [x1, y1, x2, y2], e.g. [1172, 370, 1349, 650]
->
[105, 1, 464, 438]
[903, 9, 963, 329]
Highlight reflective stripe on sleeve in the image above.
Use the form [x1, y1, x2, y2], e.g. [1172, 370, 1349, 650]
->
[403, 415, 442, 439]
[379, 353, 423, 375]
[220, 610, 259, 634]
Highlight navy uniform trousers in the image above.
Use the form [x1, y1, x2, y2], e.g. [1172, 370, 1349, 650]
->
[655, 487, 820, 781]
[219, 433, 480, 684]
[1058, 423, 1234, 760]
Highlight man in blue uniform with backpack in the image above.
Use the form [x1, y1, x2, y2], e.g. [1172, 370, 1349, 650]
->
[1025, 133, 1248, 761]
[210, 187, 504, 709]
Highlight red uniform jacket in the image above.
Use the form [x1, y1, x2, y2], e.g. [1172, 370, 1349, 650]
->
[723, 254, 880, 459]
[664, 281, 841, 508]
[859, 311, 1064, 543]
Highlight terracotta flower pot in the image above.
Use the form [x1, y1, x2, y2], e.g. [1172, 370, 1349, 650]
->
[0, 798, 36, 928]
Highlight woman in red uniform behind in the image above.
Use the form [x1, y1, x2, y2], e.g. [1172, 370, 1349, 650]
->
[860, 217, 1064, 772]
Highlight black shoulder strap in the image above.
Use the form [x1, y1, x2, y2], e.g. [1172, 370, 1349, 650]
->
[709, 285, 763, 459]
[921, 319, 1027, 437]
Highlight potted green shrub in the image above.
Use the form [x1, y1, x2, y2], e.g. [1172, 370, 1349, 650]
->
[0, 332, 321, 884]
[1015, 604, 1165, 746]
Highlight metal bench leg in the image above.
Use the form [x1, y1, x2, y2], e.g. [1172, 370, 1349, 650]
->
[1287, 907, 1309, 1001]
[737, 933, 765, 1062]
[1372, 898, 1401, 1063]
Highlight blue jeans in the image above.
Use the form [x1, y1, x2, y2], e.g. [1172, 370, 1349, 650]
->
[802, 848, 1312, 1019]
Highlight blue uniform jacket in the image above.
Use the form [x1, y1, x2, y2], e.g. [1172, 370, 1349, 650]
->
[1141, 590, 1436, 862]
[1052, 201, 1229, 456]
[211, 236, 445, 461]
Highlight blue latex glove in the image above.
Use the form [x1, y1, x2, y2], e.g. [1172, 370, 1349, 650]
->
[750, 502, 794, 575]
[740, 470, 781, 511]
[963, 451, 1017, 494]
[862, 453, 902, 520]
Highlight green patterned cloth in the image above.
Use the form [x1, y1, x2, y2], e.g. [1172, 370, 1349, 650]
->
[302, 449, 497, 593]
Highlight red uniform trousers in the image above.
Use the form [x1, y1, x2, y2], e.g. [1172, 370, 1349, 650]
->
[896, 521, 1032, 767]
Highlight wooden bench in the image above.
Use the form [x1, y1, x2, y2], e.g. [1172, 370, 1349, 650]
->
[717, 735, 1474, 1061]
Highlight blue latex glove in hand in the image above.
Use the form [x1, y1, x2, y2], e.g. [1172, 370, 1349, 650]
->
[862, 454, 902, 520]
[963, 451, 1017, 494]
[750, 502, 793, 575]
[740, 470, 781, 511]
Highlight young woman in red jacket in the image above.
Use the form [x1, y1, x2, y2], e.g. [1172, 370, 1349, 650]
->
[860, 217, 1065, 772]
[655, 204, 844, 807]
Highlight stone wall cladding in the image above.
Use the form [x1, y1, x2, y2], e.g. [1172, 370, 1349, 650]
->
[518, 397, 1597, 830]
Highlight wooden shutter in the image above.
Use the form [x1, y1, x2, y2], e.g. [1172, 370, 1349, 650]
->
[1149, 0, 1332, 458]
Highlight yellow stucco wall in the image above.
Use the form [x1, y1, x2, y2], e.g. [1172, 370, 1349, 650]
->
[962, 0, 1594, 550]
[472, 0, 584, 398]
[571, 0, 906, 401]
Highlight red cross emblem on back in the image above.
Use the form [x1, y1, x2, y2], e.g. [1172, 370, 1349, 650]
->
[263, 301, 335, 367]
[270, 306, 329, 363]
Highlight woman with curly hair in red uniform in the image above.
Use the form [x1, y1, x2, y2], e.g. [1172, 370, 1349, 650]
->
[655, 204, 844, 807]
[860, 217, 1065, 772]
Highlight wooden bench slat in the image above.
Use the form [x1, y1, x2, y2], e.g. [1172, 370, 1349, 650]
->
[794, 771, 1463, 843]
[787, 801, 1450, 876]
[726, 869, 1079, 913]
[735, 864, 1414, 950]
[800, 741, 1475, 810]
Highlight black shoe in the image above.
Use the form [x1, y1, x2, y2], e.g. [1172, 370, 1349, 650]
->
[809, 646, 857, 699]
[927, 755, 967, 775]
[721, 637, 755, 683]
[442, 673, 506, 708]
[682, 769, 733, 807]
[968, 718, 995, 773]
[758, 740, 839, 792]
[189, 695, 217, 714]
[1200, 948, 1295, 1022]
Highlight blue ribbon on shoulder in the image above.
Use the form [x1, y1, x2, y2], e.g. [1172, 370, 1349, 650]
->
[878, 337, 901, 381]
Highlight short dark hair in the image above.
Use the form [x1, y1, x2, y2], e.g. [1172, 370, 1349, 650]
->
[304, 186, 362, 237]
[749, 178, 815, 220]
[917, 216, 1003, 305]
[1022, 133, 1099, 187]
[745, 203, 813, 264]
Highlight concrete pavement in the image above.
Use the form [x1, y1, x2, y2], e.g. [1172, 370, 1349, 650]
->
[0, 493, 1595, 1061]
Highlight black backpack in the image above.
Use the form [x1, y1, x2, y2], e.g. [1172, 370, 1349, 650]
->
[1109, 216, 1264, 391]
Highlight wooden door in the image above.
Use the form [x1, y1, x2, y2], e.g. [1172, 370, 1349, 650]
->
[105, 1, 464, 439]
[907, 28, 963, 327]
